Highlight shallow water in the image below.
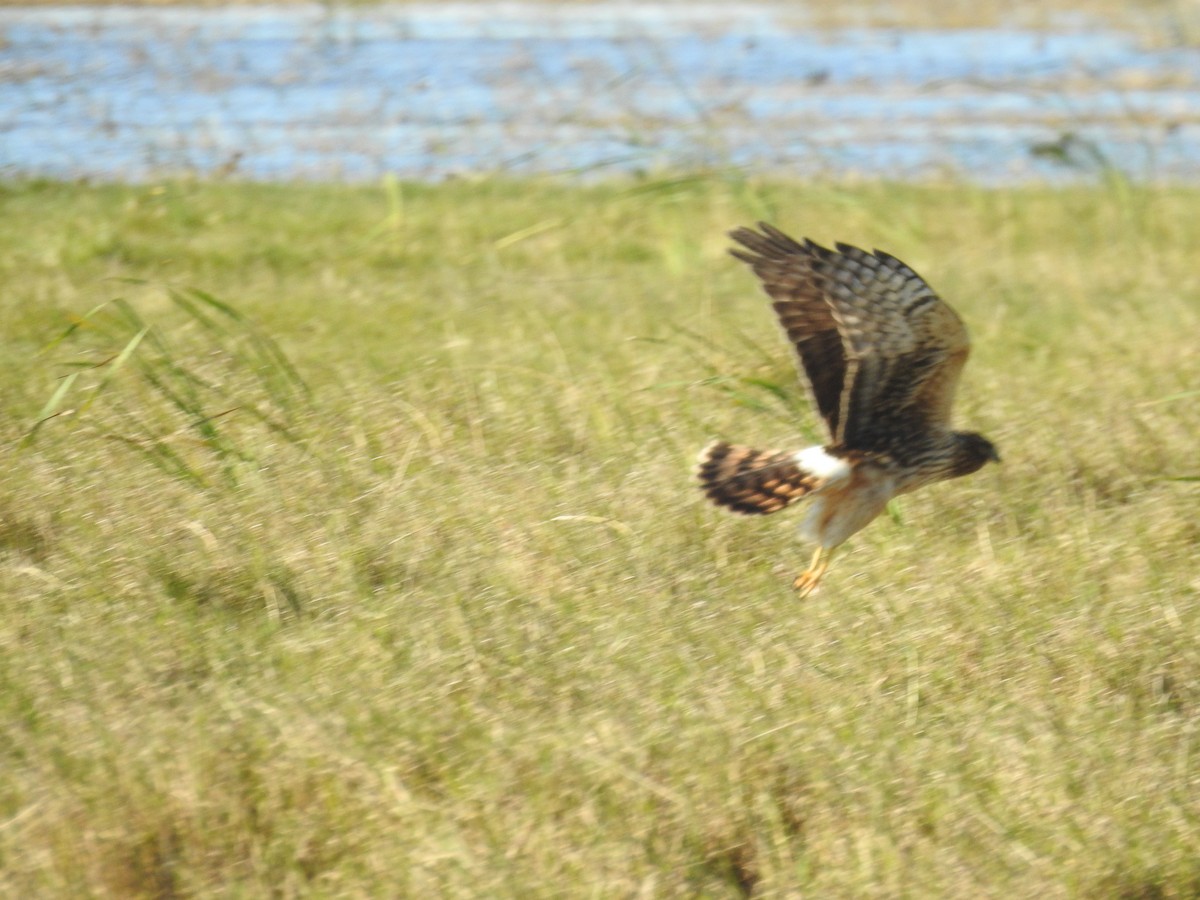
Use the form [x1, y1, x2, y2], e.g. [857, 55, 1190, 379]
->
[2, 3, 1199, 181]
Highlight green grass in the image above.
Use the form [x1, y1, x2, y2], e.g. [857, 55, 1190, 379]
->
[1, 174, 1198, 897]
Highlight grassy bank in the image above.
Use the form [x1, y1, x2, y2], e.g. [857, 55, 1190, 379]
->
[1, 174, 1198, 896]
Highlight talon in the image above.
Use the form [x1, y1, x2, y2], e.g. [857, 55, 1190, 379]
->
[792, 546, 833, 597]
[793, 571, 821, 597]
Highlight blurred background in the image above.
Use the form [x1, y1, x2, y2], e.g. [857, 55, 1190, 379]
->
[3, 0, 1200, 184]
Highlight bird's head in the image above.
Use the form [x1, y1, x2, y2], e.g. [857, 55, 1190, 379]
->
[951, 431, 1001, 477]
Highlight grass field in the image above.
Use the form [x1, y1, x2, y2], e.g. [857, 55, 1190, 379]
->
[1, 174, 1198, 897]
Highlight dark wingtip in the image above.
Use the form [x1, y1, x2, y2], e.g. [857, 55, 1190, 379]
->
[727, 225, 761, 252]
[758, 221, 796, 245]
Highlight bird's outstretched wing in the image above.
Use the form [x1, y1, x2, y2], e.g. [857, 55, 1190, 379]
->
[729, 224, 970, 461]
[729, 225, 847, 440]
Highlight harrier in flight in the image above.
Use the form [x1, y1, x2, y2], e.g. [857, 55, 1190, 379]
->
[697, 223, 999, 596]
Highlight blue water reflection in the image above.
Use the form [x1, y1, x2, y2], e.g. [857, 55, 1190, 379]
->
[1, 4, 1198, 181]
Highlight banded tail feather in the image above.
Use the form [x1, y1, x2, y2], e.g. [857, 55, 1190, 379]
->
[696, 441, 823, 515]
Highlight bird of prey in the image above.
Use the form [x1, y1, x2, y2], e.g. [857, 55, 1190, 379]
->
[697, 223, 999, 596]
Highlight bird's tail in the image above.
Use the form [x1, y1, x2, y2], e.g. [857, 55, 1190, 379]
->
[696, 441, 822, 515]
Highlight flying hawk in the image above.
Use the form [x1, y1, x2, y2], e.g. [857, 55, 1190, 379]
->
[697, 223, 999, 596]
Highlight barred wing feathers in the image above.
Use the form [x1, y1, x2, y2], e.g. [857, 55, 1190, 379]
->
[728, 225, 847, 440]
[729, 224, 970, 461]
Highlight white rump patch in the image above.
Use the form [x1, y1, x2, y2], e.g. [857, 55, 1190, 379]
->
[794, 446, 851, 483]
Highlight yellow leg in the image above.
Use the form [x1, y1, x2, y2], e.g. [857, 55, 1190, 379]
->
[793, 546, 834, 598]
